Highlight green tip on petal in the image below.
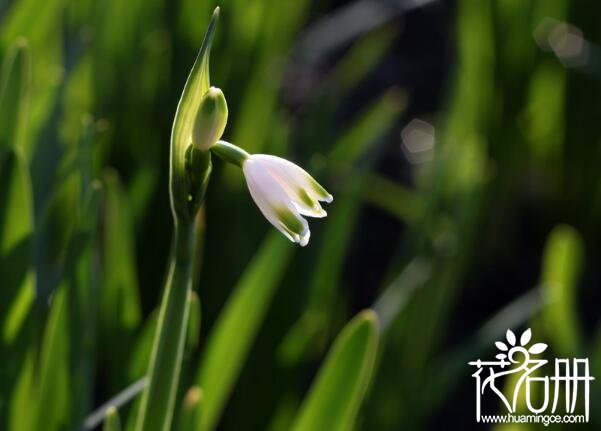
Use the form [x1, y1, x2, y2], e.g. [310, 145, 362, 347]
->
[275, 206, 310, 246]
[297, 188, 327, 217]
[298, 188, 317, 208]
[309, 178, 333, 202]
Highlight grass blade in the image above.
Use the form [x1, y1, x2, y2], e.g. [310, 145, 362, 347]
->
[103, 406, 122, 431]
[540, 225, 583, 355]
[8, 346, 35, 431]
[100, 169, 143, 389]
[31, 285, 70, 431]
[0, 150, 35, 345]
[291, 310, 379, 431]
[187, 291, 201, 353]
[0, 39, 30, 152]
[177, 387, 203, 431]
[197, 232, 294, 431]
[134, 225, 196, 431]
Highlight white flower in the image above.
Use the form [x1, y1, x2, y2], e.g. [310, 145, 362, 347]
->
[242, 154, 333, 246]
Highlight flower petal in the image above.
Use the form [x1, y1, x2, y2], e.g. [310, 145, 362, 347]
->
[252, 155, 333, 207]
[292, 187, 327, 218]
[243, 159, 310, 246]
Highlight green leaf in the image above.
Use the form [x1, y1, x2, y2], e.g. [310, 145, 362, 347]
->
[134, 222, 196, 431]
[62, 181, 102, 427]
[361, 173, 421, 224]
[540, 225, 583, 354]
[124, 312, 156, 431]
[104, 406, 122, 431]
[8, 346, 35, 431]
[124, 314, 158, 431]
[100, 169, 143, 389]
[0, 42, 34, 347]
[127, 311, 158, 382]
[31, 285, 71, 431]
[197, 232, 294, 431]
[0, 150, 35, 345]
[33, 115, 95, 309]
[101, 169, 142, 329]
[177, 386, 203, 431]
[1, 0, 65, 160]
[170, 7, 219, 222]
[0, 39, 30, 152]
[0, 0, 65, 45]
[291, 310, 379, 431]
[186, 291, 201, 353]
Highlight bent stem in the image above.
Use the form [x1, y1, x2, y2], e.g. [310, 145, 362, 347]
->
[135, 221, 196, 431]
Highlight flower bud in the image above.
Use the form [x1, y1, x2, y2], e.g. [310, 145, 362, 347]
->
[192, 86, 228, 150]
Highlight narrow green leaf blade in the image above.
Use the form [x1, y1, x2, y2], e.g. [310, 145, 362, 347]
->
[8, 346, 35, 431]
[291, 310, 379, 431]
[541, 225, 583, 354]
[102, 171, 143, 324]
[0, 0, 65, 46]
[177, 386, 203, 431]
[124, 312, 157, 431]
[0, 39, 30, 151]
[32, 285, 71, 431]
[0, 42, 34, 347]
[100, 170, 143, 389]
[186, 291, 201, 353]
[198, 232, 294, 431]
[0, 150, 35, 344]
[1, 0, 65, 160]
[103, 406, 122, 431]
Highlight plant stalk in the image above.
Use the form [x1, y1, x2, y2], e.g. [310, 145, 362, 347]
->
[135, 220, 196, 431]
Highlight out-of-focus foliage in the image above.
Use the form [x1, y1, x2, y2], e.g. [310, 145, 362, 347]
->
[1, 0, 600, 430]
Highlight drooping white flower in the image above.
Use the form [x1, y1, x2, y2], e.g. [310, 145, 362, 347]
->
[242, 154, 333, 246]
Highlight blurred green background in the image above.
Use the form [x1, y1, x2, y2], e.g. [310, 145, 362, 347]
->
[1, 0, 601, 429]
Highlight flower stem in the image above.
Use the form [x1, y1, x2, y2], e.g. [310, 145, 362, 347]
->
[135, 220, 196, 431]
[210, 140, 249, 167]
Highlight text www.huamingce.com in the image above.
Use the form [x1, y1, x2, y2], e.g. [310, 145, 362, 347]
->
[480, 414, 586, 426]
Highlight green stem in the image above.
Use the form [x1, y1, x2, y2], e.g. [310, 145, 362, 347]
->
[135, 220, 196, 431]
[210, 140, 249, 167]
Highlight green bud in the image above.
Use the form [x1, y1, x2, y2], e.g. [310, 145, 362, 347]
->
[192, 87, 228, 150]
